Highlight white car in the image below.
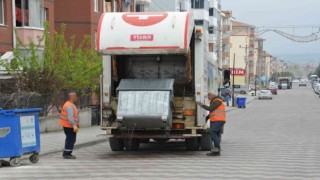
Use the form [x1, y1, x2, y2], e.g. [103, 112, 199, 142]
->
[258, 90, 273, 100]
[314, 83, 320, 94]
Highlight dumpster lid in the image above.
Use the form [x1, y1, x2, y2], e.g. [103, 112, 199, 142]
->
[0, 108, 42, 115]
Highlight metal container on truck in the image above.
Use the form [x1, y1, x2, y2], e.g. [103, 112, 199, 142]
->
[97, 12, 220, 151]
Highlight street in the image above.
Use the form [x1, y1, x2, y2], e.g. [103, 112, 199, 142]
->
[1, 85, 320, 179]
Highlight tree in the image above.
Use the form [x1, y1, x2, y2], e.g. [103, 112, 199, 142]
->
[0, 23, 101, 114]
[0, 23, 102, 94]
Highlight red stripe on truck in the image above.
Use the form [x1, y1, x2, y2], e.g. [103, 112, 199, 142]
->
[97, 13, 106, 50]
[184, 12, 189, 48]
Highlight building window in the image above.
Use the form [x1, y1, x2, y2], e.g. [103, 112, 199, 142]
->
[15, 0, 44, 28]
[209, 43, 214, 52]
[94, 31, 97, 50]
[209, 8, 214, 16]
[0, 0, 4, 25]
[44, 8, 48, 21]
[208, 26, 214, 34]
[94, 0, 99, 12]
[191, 0, 205, 9]
[136, 4, 146, 12]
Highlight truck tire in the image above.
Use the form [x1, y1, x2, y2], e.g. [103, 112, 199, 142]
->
[109, 137, 124, 151]
[185, 138, 199, 151]
[140, 139, 150, 143]
[124, 138, 140, 151]
[153, 138, 170, 143]
[200, 132, 213, 151]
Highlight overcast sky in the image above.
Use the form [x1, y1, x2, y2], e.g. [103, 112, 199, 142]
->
[223, 0, 320, 63]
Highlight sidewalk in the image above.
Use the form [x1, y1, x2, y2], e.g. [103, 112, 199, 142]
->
[226, 95, 256, 112]
[39, 126, 106, 156]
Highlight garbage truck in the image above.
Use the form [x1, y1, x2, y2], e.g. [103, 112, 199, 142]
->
[97, 12, 221, 151]
[278, 77, 292, 89]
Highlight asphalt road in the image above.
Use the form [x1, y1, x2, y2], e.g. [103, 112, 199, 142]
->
[1, 84, 320, 179]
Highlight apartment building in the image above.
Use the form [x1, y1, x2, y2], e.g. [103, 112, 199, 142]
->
[230, 21, 255, 85]
[0, 0, 54, 54]
[221, 10, 232, 69]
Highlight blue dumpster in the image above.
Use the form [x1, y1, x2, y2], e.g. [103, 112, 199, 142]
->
[237, 97, 247, 108]
[0, 108, 42, 167]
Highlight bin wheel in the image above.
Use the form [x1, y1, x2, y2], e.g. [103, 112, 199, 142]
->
[29, 154, 39, 163]
[9, 157, 21, 167]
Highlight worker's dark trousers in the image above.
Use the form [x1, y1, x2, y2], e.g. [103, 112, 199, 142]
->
[63, 127, 77, 156]
[210, 121, 225, 148]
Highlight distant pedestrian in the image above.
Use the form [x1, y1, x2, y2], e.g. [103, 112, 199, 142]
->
[225, 91, 231, 106]
[197, 92, 226, 156]
[59, 92, 79, 159]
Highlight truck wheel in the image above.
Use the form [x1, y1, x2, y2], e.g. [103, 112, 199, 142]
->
[154, 138, 170, 143]
[9, 157, 21, 167]
[185, 138, 199, 151]
[109, 137, 124, 151]
[124, 138, 140, 151]
[200, 132, 213, 151]
[240, 90, 246, 94]
[139, 139, 150, 143]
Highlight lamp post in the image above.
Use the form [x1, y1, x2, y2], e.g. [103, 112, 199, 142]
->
[239, 45, 248, 85]
[232, 53, 236, 107]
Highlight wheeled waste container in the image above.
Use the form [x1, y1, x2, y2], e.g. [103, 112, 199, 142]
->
[0, 108, 42, 167]
[236, 97, 247, 108]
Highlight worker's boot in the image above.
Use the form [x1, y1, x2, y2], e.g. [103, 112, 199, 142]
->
[63, 154, 76, 159]
[211, 147, 221, 153]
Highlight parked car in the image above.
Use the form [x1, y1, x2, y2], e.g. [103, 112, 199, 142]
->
[299, 80, 307, 87]
[268, 86, 278, 95]
[233, 84, 249, 94]
[258, 90, 273, 100]
[248, 90, 260, 96]
[292, 79, 300, 83]
[314, 83, 320, 94]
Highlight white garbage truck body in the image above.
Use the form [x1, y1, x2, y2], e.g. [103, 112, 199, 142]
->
[97, 11, 220, 151]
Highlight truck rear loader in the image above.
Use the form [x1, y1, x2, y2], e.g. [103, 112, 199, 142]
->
[97, 12, 220, 151]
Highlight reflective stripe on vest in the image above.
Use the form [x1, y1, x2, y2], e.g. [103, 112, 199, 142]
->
[59, 101, 79, 128]
[209, 99, 226, 122]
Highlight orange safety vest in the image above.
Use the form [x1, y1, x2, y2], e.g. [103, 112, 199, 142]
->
[59, 101, 79, 128]
[209, 98, 226, 122]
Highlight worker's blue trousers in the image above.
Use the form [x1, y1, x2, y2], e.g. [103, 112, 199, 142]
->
[210, 121, 225, 148]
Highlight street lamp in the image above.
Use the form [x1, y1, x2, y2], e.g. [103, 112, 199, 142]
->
[239, 45, 248, 85]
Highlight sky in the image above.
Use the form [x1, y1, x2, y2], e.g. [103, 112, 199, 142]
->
[223, 0, 320, 64]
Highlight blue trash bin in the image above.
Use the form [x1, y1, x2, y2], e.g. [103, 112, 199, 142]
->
[0, 108, 42, 166]
[236, 97, 247, 108]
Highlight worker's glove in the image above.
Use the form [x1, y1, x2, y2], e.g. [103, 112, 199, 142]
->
[73, 125, 79, 133]
[77, 124, 80, 128]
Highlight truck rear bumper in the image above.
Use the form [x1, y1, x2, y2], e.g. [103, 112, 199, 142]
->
[112, 134, 201, 139]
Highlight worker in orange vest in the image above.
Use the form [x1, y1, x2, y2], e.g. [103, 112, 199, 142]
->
[59, 92, 79, 159]
[197, 92, 226, 156]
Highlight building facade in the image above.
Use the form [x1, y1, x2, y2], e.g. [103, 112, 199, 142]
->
[230, 21, 255, 85]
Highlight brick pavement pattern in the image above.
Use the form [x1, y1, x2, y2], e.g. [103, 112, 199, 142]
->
[1, 86, 319, 179]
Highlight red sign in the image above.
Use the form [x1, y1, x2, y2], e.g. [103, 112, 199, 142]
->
[130, 34, 154, 41]
[122, 12, 168, 27]
[231, 68, 246, 76]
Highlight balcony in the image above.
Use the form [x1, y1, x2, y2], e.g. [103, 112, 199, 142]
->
[223, 52, 230, 58]
[16, 28, 44, 46]
[223, 38, 230, 44]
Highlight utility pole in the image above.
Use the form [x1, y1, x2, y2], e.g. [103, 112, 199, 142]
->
[240, 45, 248, 85]
[232, 53, 236, 107]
